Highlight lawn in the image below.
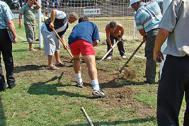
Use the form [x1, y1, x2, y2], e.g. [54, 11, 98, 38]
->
[0, 20, 185, 126]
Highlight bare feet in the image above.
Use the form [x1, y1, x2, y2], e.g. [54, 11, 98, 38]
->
[29, 48, 37, 51]
[48, 65, 60, 70]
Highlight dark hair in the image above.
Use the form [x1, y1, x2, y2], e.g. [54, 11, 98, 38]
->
[78, 16, 89, 23]
[109, 21, 117, 28]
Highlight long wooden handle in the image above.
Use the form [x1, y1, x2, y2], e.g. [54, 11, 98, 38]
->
[53, 29, 73, 58]
[81, 107, 94, 126]
[98, 40, 121, 63]
[119, 40, 145, 73]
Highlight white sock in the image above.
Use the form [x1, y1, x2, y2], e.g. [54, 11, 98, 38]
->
[91, 80, 100, 91]
[75, 73, 83, 84]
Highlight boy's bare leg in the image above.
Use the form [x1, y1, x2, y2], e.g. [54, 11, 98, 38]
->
[83, 55, 105, 97]
[48, 55, 59, 70]
[82, 55, 97, 80]
[73, 56, 83, 87]
[73, 56, 81, 73]
[29, 43, 36, 51]
[54, 51, 63, 64]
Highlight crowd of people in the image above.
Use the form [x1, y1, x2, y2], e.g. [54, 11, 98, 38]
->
[0, 0, 189, 125]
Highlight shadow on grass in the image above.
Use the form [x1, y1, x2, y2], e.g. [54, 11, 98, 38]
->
[0, 96, 6, 126]
[13, 49, 28, 52]
[14, 64, 46, 73]
[65, 117, 156, 126]
[82, 78, 146, 90]
[100, 79, 146, 89]
[27, 76, 92, 99]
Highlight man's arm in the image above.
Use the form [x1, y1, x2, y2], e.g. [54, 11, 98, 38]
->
[93, 40, 99, 47]
[49, 9, 56, 30]
[3, 2, 17, 42]
[117, 25, 124, 39]
[8, 20, 17, 43]
[105, 27, 112, 47]
[139, 29, 147, 41]
[153, 28, 169, 62]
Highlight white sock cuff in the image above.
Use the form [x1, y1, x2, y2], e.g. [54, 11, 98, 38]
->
[91, 80, 100, 91]
[75, 73, 82, 83]
[75, 73, 81, 79]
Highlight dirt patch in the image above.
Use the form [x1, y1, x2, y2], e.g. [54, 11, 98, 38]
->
[17, 55, 154, 117]
[100, 87, 134, 107]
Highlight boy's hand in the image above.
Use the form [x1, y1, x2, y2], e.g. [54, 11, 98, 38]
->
[93, 42, 97, 46]
[49, 22, 54, 30]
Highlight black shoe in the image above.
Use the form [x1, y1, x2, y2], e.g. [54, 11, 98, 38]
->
[8, 83, 16, 89]
[0, 75, 6, 91]
[0, 88, 6, 92]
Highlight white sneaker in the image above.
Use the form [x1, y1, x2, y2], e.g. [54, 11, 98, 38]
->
[121, 55, 126, 59]
[92, 90, 105, 98]
[106, 56, 112, 60]
[76, 82, 83, 88]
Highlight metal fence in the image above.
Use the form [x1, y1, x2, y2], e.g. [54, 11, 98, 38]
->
[42, 0, 141, 40]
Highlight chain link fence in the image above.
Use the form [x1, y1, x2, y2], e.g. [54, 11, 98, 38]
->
[41, 0, 141, 40]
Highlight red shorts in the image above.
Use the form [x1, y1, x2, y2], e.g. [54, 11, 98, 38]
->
[69, 39, 96, 56]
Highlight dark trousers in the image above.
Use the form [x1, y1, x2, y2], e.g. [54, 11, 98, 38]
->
[0, 29, 15, 89]
[145, 29, 158, 83]
[106, 35, 125, 57]
[157, 55, 189, 126]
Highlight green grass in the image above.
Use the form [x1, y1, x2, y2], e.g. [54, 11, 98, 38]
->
[0, 21, 186, 126]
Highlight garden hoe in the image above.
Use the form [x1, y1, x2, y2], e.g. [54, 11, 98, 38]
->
[118, 40, 145, 79]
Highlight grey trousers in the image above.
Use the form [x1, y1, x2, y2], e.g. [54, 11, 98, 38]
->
[145, 29, 158, 83]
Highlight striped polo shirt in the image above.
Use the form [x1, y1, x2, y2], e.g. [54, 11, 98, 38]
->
[135, 0, 162, 32]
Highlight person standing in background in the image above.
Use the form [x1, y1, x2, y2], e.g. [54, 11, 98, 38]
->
[19, 0, 40, 51]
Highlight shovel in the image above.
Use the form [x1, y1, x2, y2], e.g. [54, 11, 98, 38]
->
[98, 40, 122, 63]
[118, 40, 145, 77]
[53, 28, 73, 58]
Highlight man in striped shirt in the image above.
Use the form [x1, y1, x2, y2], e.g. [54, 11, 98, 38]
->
[130, 0, 162, 83]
